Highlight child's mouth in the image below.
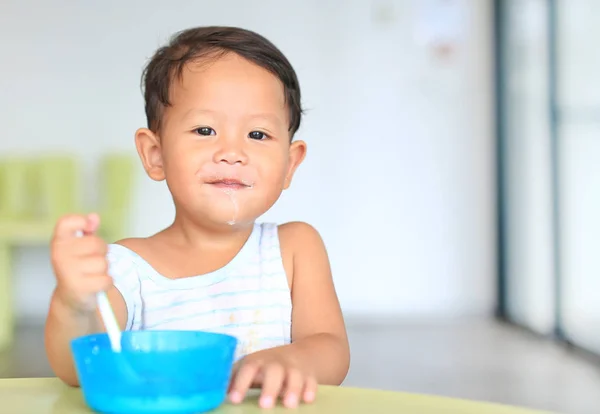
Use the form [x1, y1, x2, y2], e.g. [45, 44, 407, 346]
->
[207, 179, 252, 190]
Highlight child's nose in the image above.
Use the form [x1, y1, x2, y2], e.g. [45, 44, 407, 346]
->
[213, 140, 249, 165]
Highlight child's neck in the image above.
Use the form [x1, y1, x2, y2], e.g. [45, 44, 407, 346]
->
[163, 214, 255, 251]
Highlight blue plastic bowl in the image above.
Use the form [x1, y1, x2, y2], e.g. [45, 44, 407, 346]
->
[71, 330, 238, 414]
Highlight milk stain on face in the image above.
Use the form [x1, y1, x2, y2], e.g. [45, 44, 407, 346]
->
[223, 183, 254, 225]
[224, 188, 238, 225]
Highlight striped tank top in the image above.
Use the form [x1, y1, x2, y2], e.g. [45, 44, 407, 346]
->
[106, 222, 292, 360]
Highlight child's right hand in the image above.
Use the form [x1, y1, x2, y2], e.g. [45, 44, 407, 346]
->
[50, 213, 113, 314]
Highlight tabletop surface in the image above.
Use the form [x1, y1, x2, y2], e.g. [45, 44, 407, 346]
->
[0, 378, 556, 414]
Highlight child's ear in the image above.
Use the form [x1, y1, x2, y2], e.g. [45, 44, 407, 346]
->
[135, 128, 165, 181]
[283, 140, 307, 189]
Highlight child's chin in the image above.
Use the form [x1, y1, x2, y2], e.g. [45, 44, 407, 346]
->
[205, 210, 256, 227]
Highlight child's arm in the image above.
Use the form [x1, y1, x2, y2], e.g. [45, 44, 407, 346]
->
[229, 222, 350, 408]
[44, 214, 127, 386]
[45, 287, 126, 386]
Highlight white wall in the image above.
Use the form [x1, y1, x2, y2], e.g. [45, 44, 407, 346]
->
[557, 0, 600, 352]
[1, 0, 495, 322]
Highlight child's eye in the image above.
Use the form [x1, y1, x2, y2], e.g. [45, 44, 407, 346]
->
[194, 127, 215, 136]
[248, 131, 268, 140]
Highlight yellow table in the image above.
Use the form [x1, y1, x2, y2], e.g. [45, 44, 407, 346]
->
[0, 378, 555, 413]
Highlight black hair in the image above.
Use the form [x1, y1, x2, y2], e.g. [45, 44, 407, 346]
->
[141, 26, 303, 138]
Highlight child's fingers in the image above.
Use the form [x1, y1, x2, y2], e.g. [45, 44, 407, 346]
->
[83, 213, 101, 235]
[228, 360, 261, 404]
[52, 213, 101, 240]
[282, 368, 303, 408]
[79, 256, 109, 275]
[69, 236, 108, 257]
[227, 362, 242, 394]
[258, 364, 285, 409]
[302, 376, 318, 403]
[52, 215, 90, 240]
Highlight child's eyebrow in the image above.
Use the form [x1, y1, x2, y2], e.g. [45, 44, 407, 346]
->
[181, 108, 218, 122]
[182, 108, 284, 126]
[246, 113, 284, 126]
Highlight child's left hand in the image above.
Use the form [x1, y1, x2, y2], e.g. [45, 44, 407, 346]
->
[228, 350, 318, 409]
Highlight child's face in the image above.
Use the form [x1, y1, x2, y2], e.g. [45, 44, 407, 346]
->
[136, 53, 306, 227]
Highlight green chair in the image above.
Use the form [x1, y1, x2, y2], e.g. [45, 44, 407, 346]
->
[97, 154, 136, 243]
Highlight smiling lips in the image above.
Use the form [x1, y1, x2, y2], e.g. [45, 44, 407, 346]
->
[197, 165, 257, 190]
[206, 178, 253, 190]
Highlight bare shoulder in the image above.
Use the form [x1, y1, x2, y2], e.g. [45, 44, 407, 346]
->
[112, 236, 159, 259]
[113, 237, 148, 250]
[277, 221, 330, 290]
[278, 221, 326, 252]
